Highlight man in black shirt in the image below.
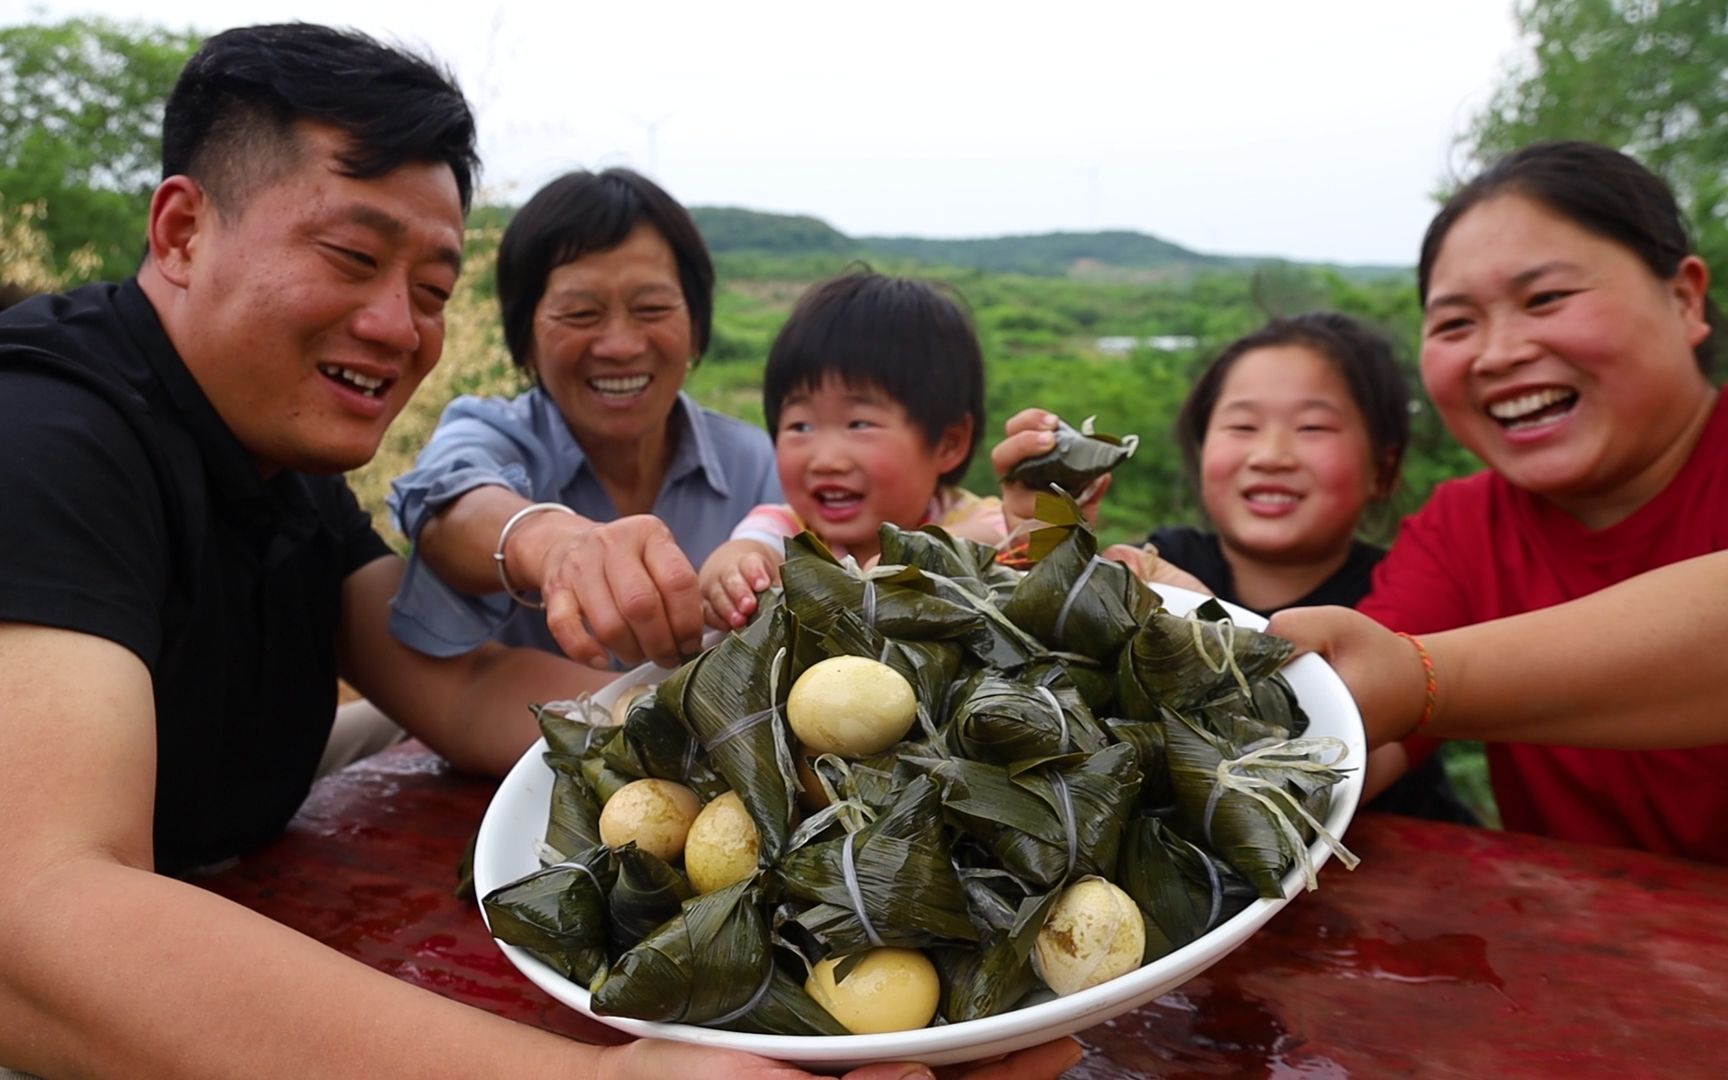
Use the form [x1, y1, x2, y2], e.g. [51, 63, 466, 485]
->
[0, 23, 622, 1079]
[0, 23, 1075, 1080]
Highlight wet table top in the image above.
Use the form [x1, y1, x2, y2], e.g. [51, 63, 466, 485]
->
[199, 742, 1728, 1078]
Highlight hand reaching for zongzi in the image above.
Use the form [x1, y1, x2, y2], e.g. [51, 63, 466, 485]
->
[699, 538, 782, 629]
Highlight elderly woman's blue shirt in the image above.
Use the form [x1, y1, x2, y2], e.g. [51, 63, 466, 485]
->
[388, 387, 779, 657]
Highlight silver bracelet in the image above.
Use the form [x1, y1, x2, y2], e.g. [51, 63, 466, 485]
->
[493, 502, 577, 609]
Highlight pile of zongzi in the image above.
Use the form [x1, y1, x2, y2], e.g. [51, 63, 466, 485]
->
[483, 500, 1356, 1035]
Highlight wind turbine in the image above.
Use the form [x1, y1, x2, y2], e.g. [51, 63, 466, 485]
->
[627, 112, 676, 177]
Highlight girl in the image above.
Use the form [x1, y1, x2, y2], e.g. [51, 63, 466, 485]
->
[1357, 140, 1728, 862]
[700, 270, 1004, 628]
[997, 312, 1407, 615]
[997, 311, 1472, 822]
[1156, 312, 1405, 615]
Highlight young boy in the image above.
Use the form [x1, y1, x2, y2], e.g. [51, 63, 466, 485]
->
[700, 270, 1004, 628]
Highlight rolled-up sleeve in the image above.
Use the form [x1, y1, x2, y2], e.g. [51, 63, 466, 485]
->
[387, 396, 550, 542]
[387, 393, 561, 656]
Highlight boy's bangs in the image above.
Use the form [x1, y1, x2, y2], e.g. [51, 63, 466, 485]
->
[763, 271, 987, 485]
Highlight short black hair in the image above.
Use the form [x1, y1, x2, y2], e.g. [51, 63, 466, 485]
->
[1420, 140, 1718, 373]
[762, 269, 986, 487]
[1176, 311, 1411, 498]
[495, 168, 715, 372]
[161, 23, 479, 213]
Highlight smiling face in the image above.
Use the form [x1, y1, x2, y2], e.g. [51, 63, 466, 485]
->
[774, 376, 970, 562]
[1421, 194, 1715, 526]
[528, 223, 693, 455]
[1200, 344, 1383, 569]
[157, 123, 464, 475]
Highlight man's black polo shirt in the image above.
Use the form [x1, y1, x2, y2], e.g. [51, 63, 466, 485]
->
[0, 281, 390, 873]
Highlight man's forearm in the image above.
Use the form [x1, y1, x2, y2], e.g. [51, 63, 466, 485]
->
[339, 556, 611, 777]
[1, 858, 596, 1079]
[429, 644, 613, 775]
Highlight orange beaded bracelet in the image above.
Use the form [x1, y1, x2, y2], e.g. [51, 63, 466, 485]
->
[1394, 631, 1438, 731]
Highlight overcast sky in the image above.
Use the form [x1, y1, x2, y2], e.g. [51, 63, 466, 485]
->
[5, 0, 1527, 265]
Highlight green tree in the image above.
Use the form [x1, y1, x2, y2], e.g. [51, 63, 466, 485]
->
[1463, 0, 1728, 273]
[0, 18, 199, 281]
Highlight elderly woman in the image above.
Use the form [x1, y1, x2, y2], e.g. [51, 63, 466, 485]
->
[389, 169, 779, 670]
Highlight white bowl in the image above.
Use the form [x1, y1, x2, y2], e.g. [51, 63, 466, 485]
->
[474, 585, 1364, 1069]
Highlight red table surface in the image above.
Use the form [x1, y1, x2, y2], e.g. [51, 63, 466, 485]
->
[199, 742, 1728, 1078]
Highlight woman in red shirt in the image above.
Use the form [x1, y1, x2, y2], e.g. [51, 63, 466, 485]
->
[1358, 140, 1728, 863]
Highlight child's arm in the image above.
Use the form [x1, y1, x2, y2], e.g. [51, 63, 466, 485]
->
[699, 539, 782, 629]
[702, 504, 803, 630]
[991, 408, 1113, 533]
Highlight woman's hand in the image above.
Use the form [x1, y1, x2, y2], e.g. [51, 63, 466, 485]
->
[1266, 605, 1430, 748]
[698, 539, 782, 630]
[532, 514, 705, 670]
[991, 409, 1111, 533]
[594, 1035, 1084, 1080]
[926, 1037, 1084, 1080]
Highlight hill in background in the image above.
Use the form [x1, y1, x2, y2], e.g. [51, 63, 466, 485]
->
[689, 206, 1406, 282]
[691, 207, 857, 255]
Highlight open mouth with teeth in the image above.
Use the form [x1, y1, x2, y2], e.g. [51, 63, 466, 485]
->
[1487, 387, 1579, 431]
[808, 485, 864, 520]
[1244, 489, 1299, 507]
[318, 363, 390, 399]
[589, 374, 652, 399]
